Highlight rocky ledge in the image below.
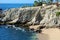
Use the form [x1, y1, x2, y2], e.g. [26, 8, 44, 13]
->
[1, 5, 60, 28]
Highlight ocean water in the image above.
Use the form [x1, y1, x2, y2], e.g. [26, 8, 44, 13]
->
[0, 25, 38, 40]
[0, 3, 38, 40]
[0, 3, 33, 10]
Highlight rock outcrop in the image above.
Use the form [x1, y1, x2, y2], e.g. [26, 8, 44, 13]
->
[40, 7, 60, 27]
[2, 7, 43, 24]
[2, 5, 60, 27]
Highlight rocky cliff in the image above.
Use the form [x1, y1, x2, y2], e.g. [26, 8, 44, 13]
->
[2, 7, 43, 24]
[40, 6, 60, 27]
[2, 5, 60, 27]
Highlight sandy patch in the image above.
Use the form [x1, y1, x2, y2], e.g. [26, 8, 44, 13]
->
[37, 28, 60, 40]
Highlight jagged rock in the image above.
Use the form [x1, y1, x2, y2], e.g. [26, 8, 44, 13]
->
[40, 7, 60, 27]
[2, 7, 43, 24]
[2, 5, 60, 27]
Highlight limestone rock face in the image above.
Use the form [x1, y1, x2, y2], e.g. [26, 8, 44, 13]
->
[2, 5, 60, 27]
[2, 7, 43, 24]
[40, 8, 60, 27]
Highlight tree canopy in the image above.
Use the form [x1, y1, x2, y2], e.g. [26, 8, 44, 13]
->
[33, 0, 43, 6]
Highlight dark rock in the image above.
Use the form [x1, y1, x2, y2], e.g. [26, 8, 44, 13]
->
[35, 29, 42, 33]
[30, 28, 35, 31]
[38, 26, 45, 29]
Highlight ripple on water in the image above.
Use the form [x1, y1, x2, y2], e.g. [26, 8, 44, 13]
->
[0, 25, 38, 40]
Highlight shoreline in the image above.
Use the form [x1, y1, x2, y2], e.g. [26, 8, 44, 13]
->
[0, 24, 60, 40]
[36, 28, 60, 40]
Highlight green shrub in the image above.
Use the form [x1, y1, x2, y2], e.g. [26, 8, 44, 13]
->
[33, 1, 39, 6]
[56, 12, 60, 16]
[33, 1, 43, 6]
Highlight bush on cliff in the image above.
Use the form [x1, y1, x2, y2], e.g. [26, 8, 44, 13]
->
[56, 12, 60, 16]
[33, 1, 42, 6]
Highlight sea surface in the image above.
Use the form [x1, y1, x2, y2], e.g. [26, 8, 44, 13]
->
[0, 25, 38, 40]
[0, 3, 33, 10]
[0, 3, 38, 40]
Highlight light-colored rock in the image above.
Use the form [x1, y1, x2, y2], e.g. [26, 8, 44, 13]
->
[40, 6, 60, 27]
[2, 6, 45, 24]
[2, 5, 60, 27]
[29, 25, 40, 30]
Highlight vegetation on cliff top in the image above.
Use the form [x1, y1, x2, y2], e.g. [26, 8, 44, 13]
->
[33, 0, 54, 6]
[56, 12, 60, 16]
[33, 1, 43, 6]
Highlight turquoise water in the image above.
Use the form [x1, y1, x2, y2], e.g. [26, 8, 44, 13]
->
[0, 3, 33, 10]
[0, 25, 38, 40]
